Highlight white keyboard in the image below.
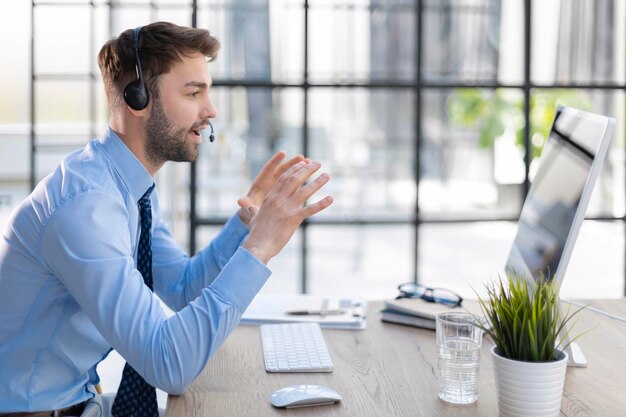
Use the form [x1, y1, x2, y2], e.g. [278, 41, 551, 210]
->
[260, 322, 333, 373]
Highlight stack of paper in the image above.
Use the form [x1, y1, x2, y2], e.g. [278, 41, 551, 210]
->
[381, 298, 485, 330]
[241, 294, 367, 330]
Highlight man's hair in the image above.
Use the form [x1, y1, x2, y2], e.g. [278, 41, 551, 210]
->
[98, 21, 220, 108]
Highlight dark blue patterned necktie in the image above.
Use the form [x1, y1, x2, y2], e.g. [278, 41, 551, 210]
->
[112, 184, 158, 417]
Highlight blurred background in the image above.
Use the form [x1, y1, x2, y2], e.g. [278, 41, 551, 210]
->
[0, 0, 624, 305]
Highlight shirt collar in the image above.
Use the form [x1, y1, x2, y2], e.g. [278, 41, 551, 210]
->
[98, 127, 155, 202]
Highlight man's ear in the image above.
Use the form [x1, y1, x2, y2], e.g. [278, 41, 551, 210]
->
[127, 104, 149, 117]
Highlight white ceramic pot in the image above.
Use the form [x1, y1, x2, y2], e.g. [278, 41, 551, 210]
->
[491, 345, 568, 417]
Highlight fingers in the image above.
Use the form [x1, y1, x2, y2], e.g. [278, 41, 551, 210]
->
[248, 206, 259, 218]
[237, 198, 260, 225]
[274, 155, 306, 180]
[275, 160, 322, 196]
[294, 172, 330, 203]
[300, 196, 334, 219]
[236, 206, 252, 225]
[270, 162, 331, 219]
[256, 151, 287, 180]
[242, 159, 332, 263]
[247, 152, 305, 203]
[237, 196, 253, 209]
[255, 152, 303, 186]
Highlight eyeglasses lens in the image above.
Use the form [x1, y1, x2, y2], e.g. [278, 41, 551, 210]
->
[399, 283, 425, 297]
[432, 289, 461, 306]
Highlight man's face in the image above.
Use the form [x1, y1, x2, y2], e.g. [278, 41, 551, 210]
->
[145, 53, 217, 164]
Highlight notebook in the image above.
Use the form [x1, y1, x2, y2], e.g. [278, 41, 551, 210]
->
[241, 294, 367, 330]
[383, 297, 484, 321]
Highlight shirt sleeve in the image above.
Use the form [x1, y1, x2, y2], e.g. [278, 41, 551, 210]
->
[40, 191, 271, 395]
[151, 213, 251, 312]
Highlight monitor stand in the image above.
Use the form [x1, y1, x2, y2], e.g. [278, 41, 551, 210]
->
[565, 342, 587, 367]
[560, 302, 587, 367]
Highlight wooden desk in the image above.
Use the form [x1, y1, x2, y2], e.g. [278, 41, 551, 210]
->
[166, 299, 626, 417]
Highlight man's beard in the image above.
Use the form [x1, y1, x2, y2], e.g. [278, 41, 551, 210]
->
[145, 98, 200, 165]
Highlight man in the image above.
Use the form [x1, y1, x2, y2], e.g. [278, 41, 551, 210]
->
[0, 21, 332, 416]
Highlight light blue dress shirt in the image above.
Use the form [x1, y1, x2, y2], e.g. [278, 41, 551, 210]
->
[0, 128, 271, 412]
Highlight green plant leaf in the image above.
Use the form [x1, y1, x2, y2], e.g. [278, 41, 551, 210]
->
[477, 271, 586, 362]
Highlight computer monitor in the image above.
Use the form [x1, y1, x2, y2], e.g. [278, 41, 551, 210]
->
[505, 106, 615, 286]
[504, 105, 615, 366]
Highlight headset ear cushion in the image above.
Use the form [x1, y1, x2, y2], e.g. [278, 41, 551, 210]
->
[124, 81, 149, 110]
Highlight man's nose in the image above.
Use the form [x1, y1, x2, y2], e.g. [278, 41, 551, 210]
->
[202, 95, 218, 120]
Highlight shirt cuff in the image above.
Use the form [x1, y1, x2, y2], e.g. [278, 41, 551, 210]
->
[212, 213, 250, 265]
[209, 246, 271, 312]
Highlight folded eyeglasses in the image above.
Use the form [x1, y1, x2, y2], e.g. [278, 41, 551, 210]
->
[395, 282, 463, 307]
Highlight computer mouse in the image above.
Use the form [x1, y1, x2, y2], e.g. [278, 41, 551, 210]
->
[270, 384, 342, 408]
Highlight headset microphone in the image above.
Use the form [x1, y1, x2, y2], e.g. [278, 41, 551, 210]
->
[207, 121, 215, 142]
[201, 122, 215, 142]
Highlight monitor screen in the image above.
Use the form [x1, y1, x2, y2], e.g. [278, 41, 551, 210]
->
[505, 106, 615, 287]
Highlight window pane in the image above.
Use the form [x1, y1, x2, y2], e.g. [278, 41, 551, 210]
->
[110, 0, 152, 4]
[0, 126, 30, 229]
[35, 6, 92, 75]
[198, 0, 304, 82]
[0, 1, 30, 124]
[155, 0, 192, 4]
[155, 7, 192, 26]
[195, 227, 221, 257]
[532, 0, 626, 84]
[35, 80, 91, 126]
[95, 80, 109, 126]
[559, 221, 624, 298]
[0, 0, 31, 230]
[309, 88, 415, 219]
[422, 0, 513, 83]
[309, 0, 415, 82]
[110, 6, 152, 32]
[421, 88, 524, 218]
[308, 225, 412, 300]
[156, 162, 190, 250]
[258, 229, 301, 295]
[34, 132, 93, 182]
[419, 221, 518, 299]
[35, 0, 92, 3]
[94, 6, 112, 71]
[35, 132, 91, 150]
[496, 0, 525, 85]
[530, 89, 625, 217]
[196, 87, 303, 217]
[35, 149, 70, 184]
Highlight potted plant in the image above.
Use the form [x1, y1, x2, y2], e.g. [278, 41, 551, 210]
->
[476, 273, 583, 417]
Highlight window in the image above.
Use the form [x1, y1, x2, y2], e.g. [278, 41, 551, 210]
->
[5, 0, 624, 299]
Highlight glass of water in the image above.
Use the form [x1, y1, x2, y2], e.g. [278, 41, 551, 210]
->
[436, 312, 482, 404]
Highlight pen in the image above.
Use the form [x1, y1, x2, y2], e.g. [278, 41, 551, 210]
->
[286, 309, 346, 316]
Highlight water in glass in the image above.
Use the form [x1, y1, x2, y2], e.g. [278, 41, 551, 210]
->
[437, 336, 480, 404]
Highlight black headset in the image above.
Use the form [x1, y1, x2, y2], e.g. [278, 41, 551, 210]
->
[124, 26, 149, 111]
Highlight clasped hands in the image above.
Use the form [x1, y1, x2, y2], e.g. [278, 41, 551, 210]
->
[239, 151, 333, 264]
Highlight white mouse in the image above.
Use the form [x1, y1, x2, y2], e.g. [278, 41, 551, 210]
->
[270, 384, 342, 408]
